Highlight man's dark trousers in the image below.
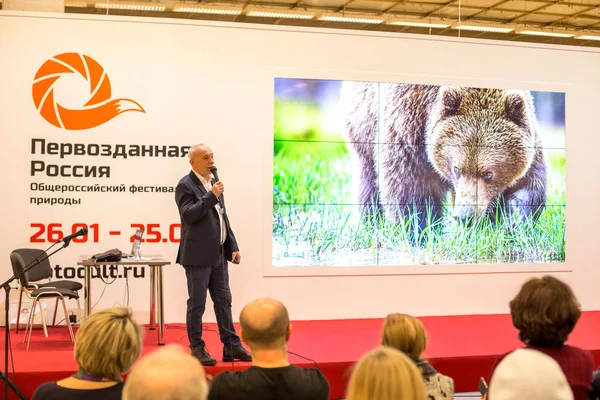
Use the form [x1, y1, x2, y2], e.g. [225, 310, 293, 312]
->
[184, 249, 241, 350]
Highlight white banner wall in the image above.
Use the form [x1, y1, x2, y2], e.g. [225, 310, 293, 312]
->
[1, 11, 600, 326]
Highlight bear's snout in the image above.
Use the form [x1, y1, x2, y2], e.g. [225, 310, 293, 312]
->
[452, 179, 492, 221]
[452, 204, 477, 222]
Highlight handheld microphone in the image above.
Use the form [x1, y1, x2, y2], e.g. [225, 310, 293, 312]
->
[210, 166, 225, 209]
[210, 165, 220, 182]
[58, 228, 88, 247]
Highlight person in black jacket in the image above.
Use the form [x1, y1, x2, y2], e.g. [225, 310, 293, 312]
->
[175, 143, 251, 366]
[32, 307, 142, 400]
[208, 298, 330, 400]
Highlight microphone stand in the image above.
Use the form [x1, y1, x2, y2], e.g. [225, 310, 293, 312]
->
[1, 239, 72, 400]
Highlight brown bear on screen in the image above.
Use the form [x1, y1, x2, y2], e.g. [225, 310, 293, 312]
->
[339, 82, 547, 236]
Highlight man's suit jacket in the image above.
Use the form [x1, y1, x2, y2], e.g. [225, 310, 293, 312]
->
[175, 171, 239, 267]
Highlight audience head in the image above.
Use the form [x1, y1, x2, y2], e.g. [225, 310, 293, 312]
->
[510, 275, 580, 347]
[240, 297, 291, 351]
[123, 344, 208, 400]
[74, 306, 143, 382]
[346, 346, 427, 400]
[489, 348, 573, 400]
[381, 313, 427, 361]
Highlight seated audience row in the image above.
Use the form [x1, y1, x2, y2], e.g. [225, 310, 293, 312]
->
[30, 274, 600, 400]
[345, 275, 595, 400]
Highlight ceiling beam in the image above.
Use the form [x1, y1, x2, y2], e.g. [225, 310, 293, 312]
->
[544, 4, 600, 26]
[457, 0, 511, 21]
[507, 1, 560, 22]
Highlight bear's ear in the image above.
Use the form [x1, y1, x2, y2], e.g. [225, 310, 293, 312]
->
[440, 87, 462, 118]
[504, 91, 529, 128]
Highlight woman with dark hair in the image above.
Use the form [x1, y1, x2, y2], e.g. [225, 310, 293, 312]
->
[486, 276, 593, 400]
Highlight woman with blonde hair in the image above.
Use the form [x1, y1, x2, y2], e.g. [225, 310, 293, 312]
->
[32, 306, 143, 400]
[346, 346, 427, 400]
[382, 313, 454, 399]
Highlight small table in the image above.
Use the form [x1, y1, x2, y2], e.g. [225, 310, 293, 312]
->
[76, 255, 171, 345]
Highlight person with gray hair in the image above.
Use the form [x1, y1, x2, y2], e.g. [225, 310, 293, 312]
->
[175, 143, 251, 366]
[123, 344, 209, 400]
[488, 348, 574, 400]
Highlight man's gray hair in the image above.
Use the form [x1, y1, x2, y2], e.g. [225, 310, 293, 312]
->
[123, 344, 208, 400]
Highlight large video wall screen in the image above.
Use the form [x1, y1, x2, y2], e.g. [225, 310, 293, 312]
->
[273, 78, 565, 267]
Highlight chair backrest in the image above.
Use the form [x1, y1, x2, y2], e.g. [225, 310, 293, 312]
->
[9, 249, 53, 287]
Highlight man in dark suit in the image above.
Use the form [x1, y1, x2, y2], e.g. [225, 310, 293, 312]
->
[175, 143, 252, 366]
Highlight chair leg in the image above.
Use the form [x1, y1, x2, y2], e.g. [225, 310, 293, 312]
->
[52, 299, 59, 327]
[25, 300, 37, 351]
[15, 288, 23, 334]
[61, 298, 74, 343]
[23, 300, 34, 344]
[75, 297, 82, 324]
[39, 299, 48, 338]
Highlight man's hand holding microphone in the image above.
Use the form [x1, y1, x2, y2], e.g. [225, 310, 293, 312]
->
[209, 171, 241, 265]
[211, 181, 224, 198]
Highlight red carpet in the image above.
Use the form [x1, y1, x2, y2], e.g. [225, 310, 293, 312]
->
[1, 312, 600, 399]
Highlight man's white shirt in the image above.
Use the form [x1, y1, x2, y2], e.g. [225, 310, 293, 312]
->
[194, 171, 227, 245]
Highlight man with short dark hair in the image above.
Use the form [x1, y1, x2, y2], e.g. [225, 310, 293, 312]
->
[207, 298, 330, 400]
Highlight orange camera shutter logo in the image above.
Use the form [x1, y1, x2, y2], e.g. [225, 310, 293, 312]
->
[32, 53, 145, 130]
